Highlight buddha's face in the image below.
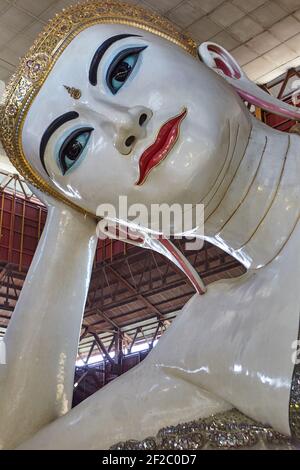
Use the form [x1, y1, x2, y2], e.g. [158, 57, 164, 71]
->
[22, 23, 248, 217]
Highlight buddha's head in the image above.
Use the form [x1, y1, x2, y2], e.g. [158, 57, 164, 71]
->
[0, 0, 250, 218]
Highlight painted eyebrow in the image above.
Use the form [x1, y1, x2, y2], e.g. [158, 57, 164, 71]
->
[40, 111, 79, 175]
[89, 34, 141, 86]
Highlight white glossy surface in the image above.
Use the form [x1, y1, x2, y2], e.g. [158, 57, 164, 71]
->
[18, 217, 300, 449]
[205, 117, 300, 269]
[18, 113, 300, 448]
[1, 17, 300, 449]
[22, 24, 250, 218]
[0, 192, 97, 449]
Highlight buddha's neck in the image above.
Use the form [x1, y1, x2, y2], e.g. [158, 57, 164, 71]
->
[205, 115, 300, 270]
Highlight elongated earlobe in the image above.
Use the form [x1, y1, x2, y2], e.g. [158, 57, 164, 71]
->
[97, 218, 206, 295]
[198, 42, 300, 121]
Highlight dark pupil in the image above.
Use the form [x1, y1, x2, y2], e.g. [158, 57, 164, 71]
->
[114, 61, 131, 83]
[66, 140, 82, 160]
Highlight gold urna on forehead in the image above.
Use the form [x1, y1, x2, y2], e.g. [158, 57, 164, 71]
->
[0, 0, 196, 216]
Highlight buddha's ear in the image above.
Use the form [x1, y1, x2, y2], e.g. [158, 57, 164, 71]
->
[98, 218, 206, 295]
[198, 41, 300, 121]
[198, 42, 245, 81]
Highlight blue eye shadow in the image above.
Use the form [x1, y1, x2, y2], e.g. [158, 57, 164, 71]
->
[101, 43, 147, 95]
[53, 125, 92, 175]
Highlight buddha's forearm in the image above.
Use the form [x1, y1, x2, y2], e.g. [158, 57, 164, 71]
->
[18, 358, 230, 450]
[0, 203, 97, 449]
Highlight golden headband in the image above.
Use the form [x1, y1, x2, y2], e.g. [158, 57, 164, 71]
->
[0, 0, 196, 216]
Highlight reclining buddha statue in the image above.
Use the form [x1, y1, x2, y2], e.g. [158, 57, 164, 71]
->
[0, 0, 299, 450]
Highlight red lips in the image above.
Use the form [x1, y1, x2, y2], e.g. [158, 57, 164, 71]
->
[136, 108, 187, 186]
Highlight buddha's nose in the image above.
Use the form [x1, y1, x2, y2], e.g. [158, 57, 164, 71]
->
[113, 105, 152, 155]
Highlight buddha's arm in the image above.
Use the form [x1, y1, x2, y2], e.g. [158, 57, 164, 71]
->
[18, 352, 230, 450]
[18, 239, 300, 449]
[0, 197, 97, 450]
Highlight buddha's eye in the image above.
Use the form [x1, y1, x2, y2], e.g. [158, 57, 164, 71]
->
[58, 127, 93, 175]
[107, 46, 147, 94]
